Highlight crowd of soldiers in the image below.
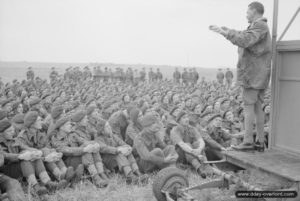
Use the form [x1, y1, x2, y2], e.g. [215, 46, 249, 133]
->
[0, 66, 271, 200]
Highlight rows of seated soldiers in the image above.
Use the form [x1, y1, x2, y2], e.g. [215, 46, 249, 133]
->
[0, 68, 271, 200]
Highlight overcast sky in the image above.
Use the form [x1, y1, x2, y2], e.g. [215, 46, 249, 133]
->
[0, 0, 299, 68]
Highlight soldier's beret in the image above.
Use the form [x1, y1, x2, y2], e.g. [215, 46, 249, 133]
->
[170, 106, 180, 117]
[24, 111, 39, 128]
[200, 111, 211, 119]
[41, 93, 51, 100]
[141, 114, 158, 128]
[51, 105, 64, 120]
[0, 110, 7, 121]
[222, 110, 231, 119]
[12, 114, 25, 124]
[29, 97, 41, 107]
[0, 98, 13, 107]
[86, 105, 96, 115]
[207, 113, 222, 124]
[0, 119, 11, 132]
[55, 117, 69, 129]
[220, 98, 230, 105]
[71, 110, 86, 123]
[176, 110, 188, 123]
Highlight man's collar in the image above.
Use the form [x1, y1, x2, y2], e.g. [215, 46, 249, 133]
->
[251, 17, 266, 26]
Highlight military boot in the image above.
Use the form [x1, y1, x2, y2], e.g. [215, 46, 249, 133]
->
[45, 179, 68, 191]
[33, 184, 48, 196]
[125, 172, 139, 185]
[65, 167, 75, 183]
[92, 174, 108, 188]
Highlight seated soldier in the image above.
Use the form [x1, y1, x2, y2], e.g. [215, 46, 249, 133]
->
[69, 111, 108, 187]
[15, 112, 68, 192]
[0, 121, 26, 201]
[108, 105, 133, 140]
[50, 115, 105, 184]
[170, 111, 214, 178]
[222, 110, 241, 134]
[95, 117, 144, 184]
[134, 114, 178, 173]
[22, 110, 75, 184]
[125, 108, 143, 147]
[203, 114, 242, 160]
[47, 105, 65, 138]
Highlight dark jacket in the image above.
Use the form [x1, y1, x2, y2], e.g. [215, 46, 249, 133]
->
[226, 18, 272, 89]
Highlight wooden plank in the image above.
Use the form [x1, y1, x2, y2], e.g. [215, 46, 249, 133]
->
[223, 149, 300, 182]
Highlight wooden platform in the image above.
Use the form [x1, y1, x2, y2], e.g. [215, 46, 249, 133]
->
[223, 149, 300, 182]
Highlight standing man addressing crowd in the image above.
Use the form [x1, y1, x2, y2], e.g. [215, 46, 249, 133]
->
[209, 1, 271, 151]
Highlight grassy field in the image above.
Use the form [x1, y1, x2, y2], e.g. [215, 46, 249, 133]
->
[28, 168, 240, 201]
[24, 166, 292, 201]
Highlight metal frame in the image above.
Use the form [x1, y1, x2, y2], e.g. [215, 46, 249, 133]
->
[269, 0, 300, 152]
[270, 40, 300, 154]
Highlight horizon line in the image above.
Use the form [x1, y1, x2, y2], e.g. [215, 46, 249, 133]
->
[0, 60, 232, 69]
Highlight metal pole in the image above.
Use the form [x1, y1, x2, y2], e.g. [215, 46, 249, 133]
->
[278, 6, 300, 41]
[269, 0, 279, 150]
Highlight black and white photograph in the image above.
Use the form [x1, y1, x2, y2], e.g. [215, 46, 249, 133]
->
[0, 0, 300, 200]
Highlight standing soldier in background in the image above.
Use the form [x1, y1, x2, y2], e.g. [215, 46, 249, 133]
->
[50, 67, 59, 84]
[192, 68, 199, 86]
[83, 66, 92, 81]
[26, 67, 35, 81]
[188, 69, 193, 86]
[97, 66, 103, 82]
[108, 68, 114, 82]
[173, 68, 181, 84]
[148, 68, 154, 83]
[182, 68, 189, 86]
[225, 68, 234, 89]
[0, 77, 3, 91]
[103, 67, 109, 83]
[156, 69, 163, 82]
[140, 68, 146, 83]
[133, 69, 139, 85]
[216, 68, 225, 85]
[93, 67, 97, 81]
[120, 68, 125, 82]
[126, 68, 134, 84]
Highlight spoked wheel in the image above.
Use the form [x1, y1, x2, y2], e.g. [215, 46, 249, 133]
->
[152, 167, 189, 201]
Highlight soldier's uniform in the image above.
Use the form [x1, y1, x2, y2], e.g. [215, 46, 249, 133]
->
[71, 124, 106, 174]
[0, 152, 25, 201]
[206, 126, 233, 148]
[26, 68, 35, 81]
[148, 70, 154, 82]
[170, 124, 206, 171]
[156, 70, 163, 82]
[49, 69, 58, 83]
[17, 127, 70, 182]
[134, 129, 176, 173]
[182, 70, 189, 85]
[140, 70, 146, 82]
[173, 70, 181, 83]
[54, 114, 108, 188]
[225, 69, 234, 88]
[108, 110, 129, 140]
[125, 121, 142, 147]
[15, 112, 68, 191]
[96, 132, 139, 175]
[134, 114, 177, 173]
[216, 70, 225, 85]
